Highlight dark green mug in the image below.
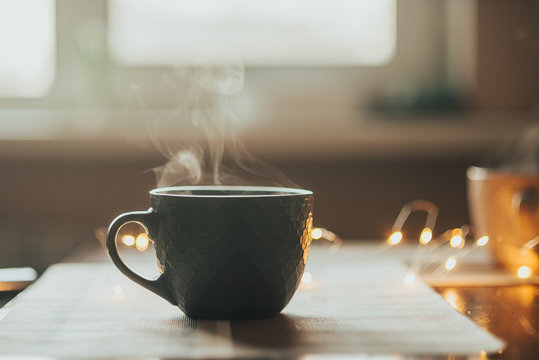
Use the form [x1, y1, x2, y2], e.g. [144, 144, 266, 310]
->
[107, 186, 314, 320]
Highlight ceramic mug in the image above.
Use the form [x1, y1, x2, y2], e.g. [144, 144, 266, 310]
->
[467, 166, 539, 272]
[107, 186, 314, 320]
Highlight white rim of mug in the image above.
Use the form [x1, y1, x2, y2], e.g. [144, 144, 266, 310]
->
[467, 166, 539, 180]
[149, 185, 313, 198]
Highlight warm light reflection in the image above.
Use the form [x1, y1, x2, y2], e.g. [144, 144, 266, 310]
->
[388, 231, 403, 245]
[517, 265, 532, 279]
[403, 272, 415, 286]
[135, 233, 150, 251]
[311, 228, 323, 240]
[516, 285, 536, 306]
[445, 256, 457, 271]
[301, 272, 312, 284]
[476, 235, 489, 247]
[121, 235, 135, 247]
[443, 289, 459, 308]
[419, 228, 432, 245]
[479, 350, 487, 360]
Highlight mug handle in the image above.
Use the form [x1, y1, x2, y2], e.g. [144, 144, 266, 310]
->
[513, 187, 539, 231]
[106, 209, 176, 305]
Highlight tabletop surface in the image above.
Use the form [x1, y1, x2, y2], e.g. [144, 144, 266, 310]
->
[0, 241, 538, 360]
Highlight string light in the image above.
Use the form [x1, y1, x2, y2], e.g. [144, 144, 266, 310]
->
[310, 227, 341, 255]
[312, 228, 323, 240]
[121, 235, 135, 247]
[301, 272, 312, 284]
[419, 228, 432, 245]
[520, 236, 539, 255]
[300, 227, 341, 285]
[449, 235, 463, 248]
[449, 229, 464, 248]
[392, 200, 438, 231]
[135, 233, 150, 251]
[517, 266, 532, 279]
[444, 256, 457, 271]
[388, 231, 403, 245]
[476, 235, 489, 247]
[385, 201, 536, 285]
[103, 199, 537, 303]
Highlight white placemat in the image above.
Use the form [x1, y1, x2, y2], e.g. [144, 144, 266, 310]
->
[0, 250, 503, 359]
[327, 242, 539, 287]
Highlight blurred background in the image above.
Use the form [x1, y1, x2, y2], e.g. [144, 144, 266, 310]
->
[0, 0, 537, 272]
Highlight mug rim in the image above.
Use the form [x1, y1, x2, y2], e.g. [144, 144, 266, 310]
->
[467, 166, 539, 180]
[149, 185, 313, 198]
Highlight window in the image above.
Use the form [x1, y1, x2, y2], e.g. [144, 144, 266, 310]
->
[0, 0, 55, 98]
[0, 1, 459, 141]
[108, 0, 396, 67]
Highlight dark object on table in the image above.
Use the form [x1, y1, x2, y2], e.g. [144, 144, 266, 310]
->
[107, 186, 314, 320]
[0, 267, 37, 292]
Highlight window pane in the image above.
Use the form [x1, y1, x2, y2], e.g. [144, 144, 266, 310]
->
[109, 0, 396, 66]
[0, 0, 55, 98]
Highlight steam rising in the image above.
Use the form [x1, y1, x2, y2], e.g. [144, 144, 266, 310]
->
[497, 123, 539, 174]
[154, 148, 203, 186]
[129, 58, 295, 188]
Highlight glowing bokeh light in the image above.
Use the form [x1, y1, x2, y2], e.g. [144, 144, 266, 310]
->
[449, 235, 464, 248]
[388, 231, 403, 245]
[419, 228, 432, 245]
[312, 228, 323, 240]
[301, 272, 312, 284]
[476, 235, 489, 247]
[517, 266, 532, 279]
[121, 235, 135, 247]
[445, 256, 457, 271]
[135, 233, 150, 251]
[403, 272, 415, 286]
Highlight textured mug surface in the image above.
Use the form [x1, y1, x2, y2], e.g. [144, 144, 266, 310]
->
[107, 186, 314, 320]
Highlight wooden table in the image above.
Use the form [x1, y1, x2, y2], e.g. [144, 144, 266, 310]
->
[432, 286, 539, 360]
[1, 241, 538, 359]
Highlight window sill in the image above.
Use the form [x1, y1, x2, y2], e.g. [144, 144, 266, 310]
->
[0, 109, 534, 162]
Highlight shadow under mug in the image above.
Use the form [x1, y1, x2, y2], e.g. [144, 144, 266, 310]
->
[107, 185, 314, 320]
